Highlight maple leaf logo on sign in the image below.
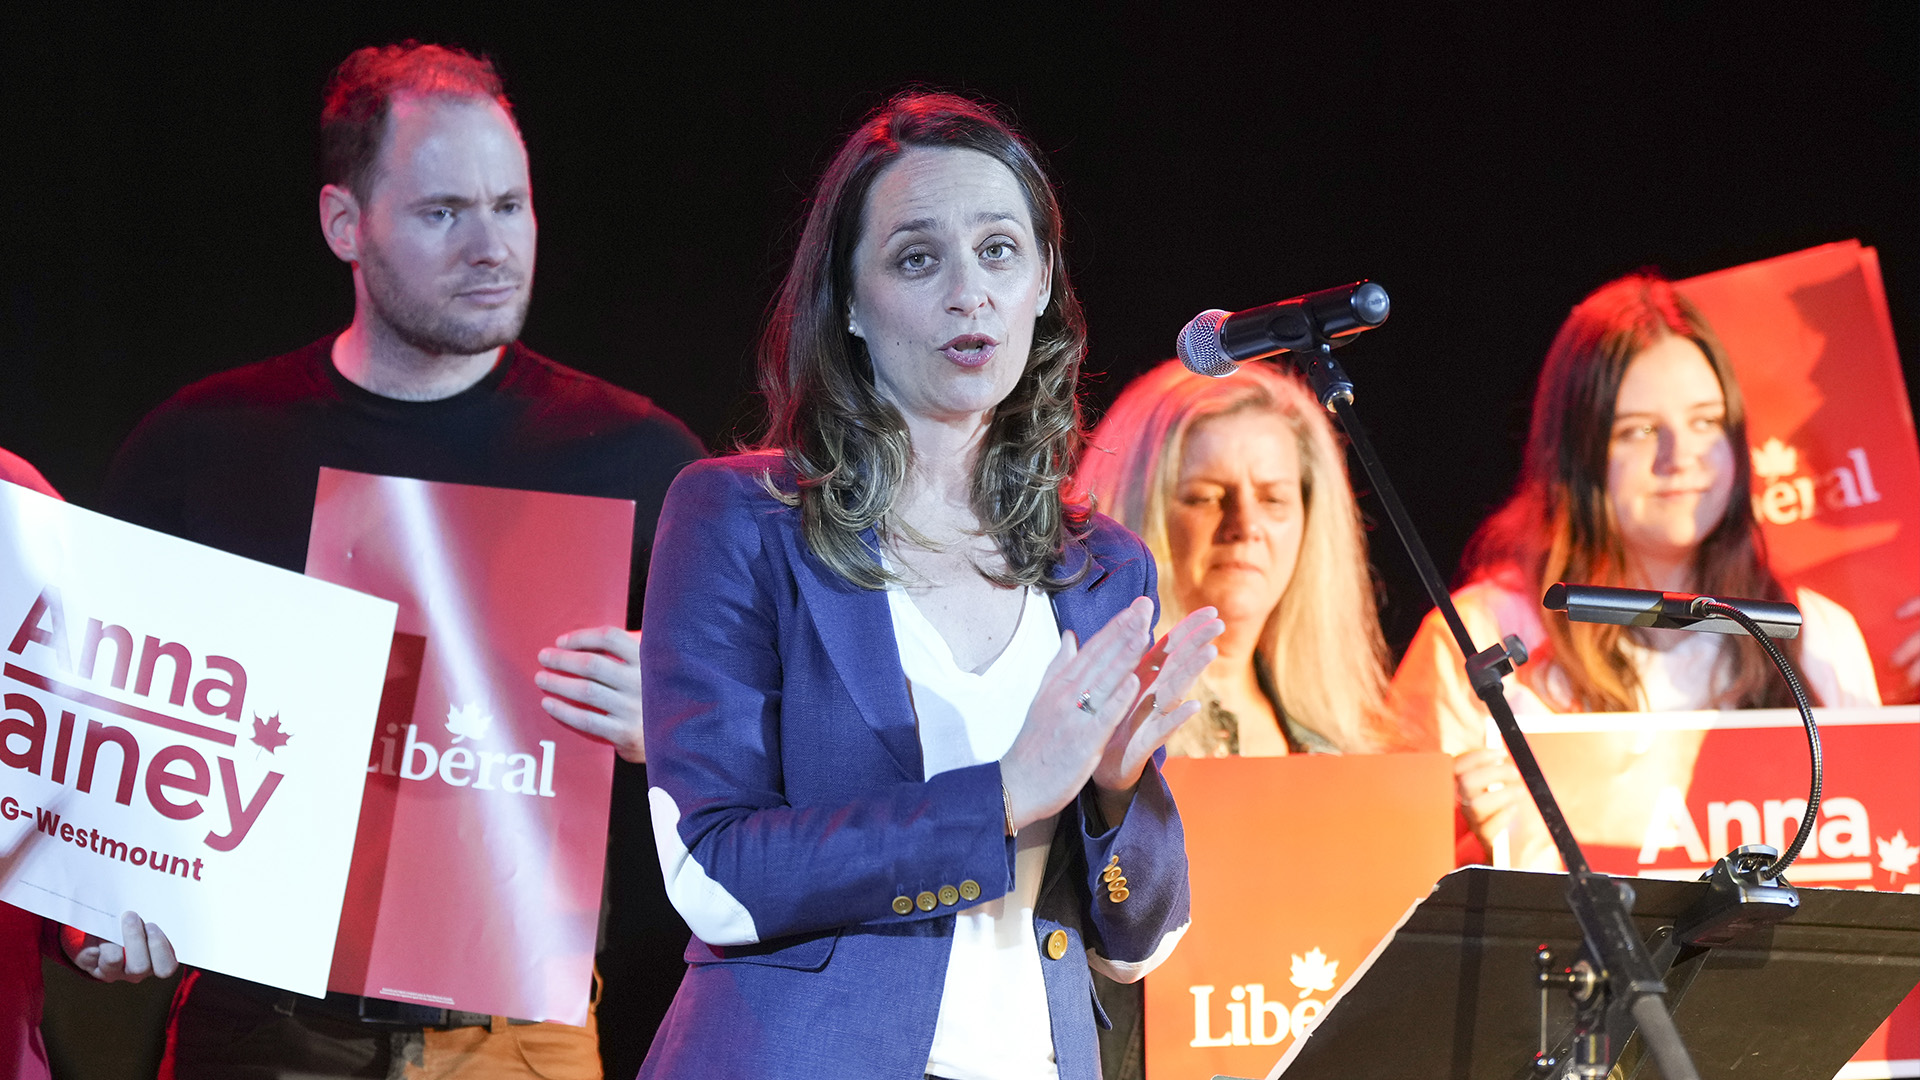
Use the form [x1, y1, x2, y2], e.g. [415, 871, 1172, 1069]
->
[445, 702, 493, 744]
[1289, 947, 1338, 998]
[250, 713, 291, 754]
[1751, 437, 1798, 481]
[1878, 830, 1919, 878]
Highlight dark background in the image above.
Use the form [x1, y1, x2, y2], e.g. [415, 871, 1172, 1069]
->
[4, 3, 1916, 657]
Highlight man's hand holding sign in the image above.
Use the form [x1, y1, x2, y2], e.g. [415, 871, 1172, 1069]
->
[539, 626, 647, 764]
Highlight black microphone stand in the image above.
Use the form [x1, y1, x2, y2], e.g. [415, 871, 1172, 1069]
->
[1287, 343, 1701, 1080]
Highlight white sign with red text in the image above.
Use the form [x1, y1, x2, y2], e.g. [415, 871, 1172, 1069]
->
[0, 481, 396, 996]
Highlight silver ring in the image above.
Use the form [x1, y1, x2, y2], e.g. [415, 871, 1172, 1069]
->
[1075, 690, 1096, 713]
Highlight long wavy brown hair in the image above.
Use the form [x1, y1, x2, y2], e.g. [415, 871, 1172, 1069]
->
[1462, 272, 1805, 710]
[757, 91, 1089, 590]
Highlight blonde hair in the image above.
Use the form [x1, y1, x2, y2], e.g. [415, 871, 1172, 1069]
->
[1077, 360, 1396, 752]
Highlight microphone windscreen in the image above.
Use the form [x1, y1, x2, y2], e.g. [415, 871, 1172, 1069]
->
[1177, 310, 1238, 377]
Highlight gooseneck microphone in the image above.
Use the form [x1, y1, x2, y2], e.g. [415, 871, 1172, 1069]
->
[1542, 583, 1803, 639]
[1177, 280, 1390, 377]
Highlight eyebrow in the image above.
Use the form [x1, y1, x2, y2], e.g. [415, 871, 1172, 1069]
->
[883, 209, 1025, 244]
[1179, 474, 1302, 487]
[1612, 401, 1726, 420]
[408, 189, 527, 210]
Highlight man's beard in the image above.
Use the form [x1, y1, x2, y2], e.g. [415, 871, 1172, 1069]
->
[361, 242, 530, 357]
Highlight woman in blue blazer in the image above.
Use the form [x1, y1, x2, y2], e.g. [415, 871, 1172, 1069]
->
[638, 93, 1222, 1080]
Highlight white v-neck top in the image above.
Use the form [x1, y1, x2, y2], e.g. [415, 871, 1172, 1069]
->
[888, 584, 1063, 1080]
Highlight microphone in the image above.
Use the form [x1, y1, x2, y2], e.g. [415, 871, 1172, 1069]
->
[1542, 583, 1802, 639]
[1177, 280, 1390, 377]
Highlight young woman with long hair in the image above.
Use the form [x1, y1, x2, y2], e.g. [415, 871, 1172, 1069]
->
[1389, 272, 1880, 864]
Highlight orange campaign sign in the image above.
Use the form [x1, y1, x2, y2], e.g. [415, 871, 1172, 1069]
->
[1524, 706, 1920, 1076]
[305, 469, 635, 1025]
[1678, 242, 1920, 704]
[1148, 753, 1455, 1080]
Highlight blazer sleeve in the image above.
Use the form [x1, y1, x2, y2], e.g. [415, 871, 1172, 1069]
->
[1072, 529, 1193, 982]
[640, 460, 1015, 948]
[1077, 754, 1189, 981]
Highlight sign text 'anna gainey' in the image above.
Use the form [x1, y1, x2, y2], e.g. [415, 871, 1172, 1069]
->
[3, 587, 285, 860]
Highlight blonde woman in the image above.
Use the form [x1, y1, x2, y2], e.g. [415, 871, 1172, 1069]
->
[1075, 359, 1402, 1079]
[1079, 358, 1400, 759]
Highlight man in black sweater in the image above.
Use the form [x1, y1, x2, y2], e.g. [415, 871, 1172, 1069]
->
[103, 42, 700, 1080]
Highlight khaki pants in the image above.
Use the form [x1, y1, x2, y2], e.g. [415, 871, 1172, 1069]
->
[409, 1013, 599, 1080]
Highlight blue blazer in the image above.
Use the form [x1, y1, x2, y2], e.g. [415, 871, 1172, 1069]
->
[638, 455, 1191, 1080]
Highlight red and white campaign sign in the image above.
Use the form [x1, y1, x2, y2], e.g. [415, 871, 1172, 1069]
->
[305, 469, 633, 1025]
[1524, 706, 1920, 1076]
[1679, 242, 1920, 705]
[1148, 753, 1456, 1080]
[0, 480, 396, 996]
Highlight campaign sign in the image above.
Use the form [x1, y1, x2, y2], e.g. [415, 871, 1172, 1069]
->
[306, 469, 634, 1025]
[1524, 706, 1920, 1076]
[1148, 753, 1455, 1080]
[0, 480, 396, 996]
[1679, 242, 1920, 704]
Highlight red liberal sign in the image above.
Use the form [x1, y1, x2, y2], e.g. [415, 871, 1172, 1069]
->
[306, 469, 635, 1025]
[1679, 242, 1920, 704]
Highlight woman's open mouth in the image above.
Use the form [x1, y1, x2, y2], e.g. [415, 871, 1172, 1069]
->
[940, 334, 998, 367]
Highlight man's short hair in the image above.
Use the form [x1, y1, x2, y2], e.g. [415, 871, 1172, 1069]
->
[320, 41, 514, 202]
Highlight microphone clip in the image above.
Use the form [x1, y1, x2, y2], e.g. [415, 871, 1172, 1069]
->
[1675, 845, 1801, 947]
[1464, 634, 1531, 697]
[1300, 344, 1356, 412]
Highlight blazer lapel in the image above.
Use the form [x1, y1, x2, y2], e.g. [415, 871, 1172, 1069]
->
[784, 525, 1132, 785]
[1047, 533, 1120, 644]
[783, 526, 925, 781]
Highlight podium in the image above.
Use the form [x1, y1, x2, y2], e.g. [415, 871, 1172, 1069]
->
[1264, 867, 1920, 1079]
[1154, 712, 1920, 1077]
[1523, 705, 1920, 1073]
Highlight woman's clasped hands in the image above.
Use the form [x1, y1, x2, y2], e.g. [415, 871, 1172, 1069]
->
[1000, 597, 1224, 832]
